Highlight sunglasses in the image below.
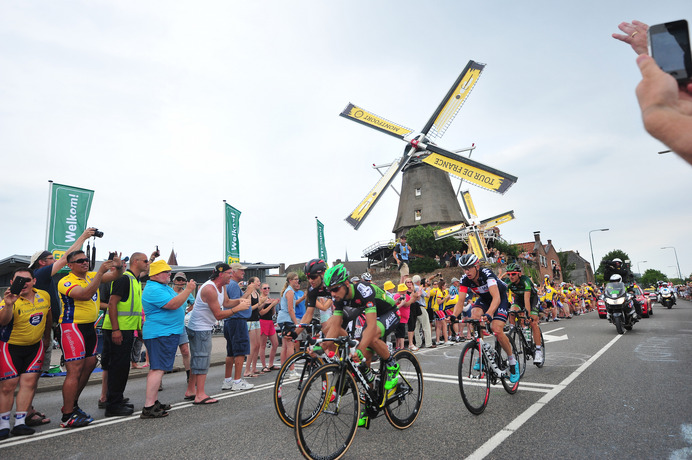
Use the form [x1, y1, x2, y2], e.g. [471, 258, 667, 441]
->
[70, 258, 89, 264]
[262, 287, 270, 290]
[508, 272, 521, 276]
[308, 274, 321, 280]
[174, 278, 186, 282]
[329, 284, 343, 293]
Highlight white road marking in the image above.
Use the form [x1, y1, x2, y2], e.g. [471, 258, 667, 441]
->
[465, 333, 623, 460]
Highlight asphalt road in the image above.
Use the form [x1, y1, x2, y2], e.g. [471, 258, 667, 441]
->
[2, 300, 691, 460]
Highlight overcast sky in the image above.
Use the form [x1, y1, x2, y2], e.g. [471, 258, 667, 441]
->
[1, 1, 690, 279]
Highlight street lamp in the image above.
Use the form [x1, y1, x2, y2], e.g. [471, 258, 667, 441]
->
[661, 246, 683, 280]
[637, 260, 647, 275]
[589, 228, 610, 276]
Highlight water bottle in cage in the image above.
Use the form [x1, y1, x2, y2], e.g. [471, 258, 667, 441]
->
[524, 327, 532, 342]
[482, 341, 500, 374]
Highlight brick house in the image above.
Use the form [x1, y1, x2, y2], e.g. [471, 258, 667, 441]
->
[562, 250, 595, 284]
[516, 232, 563, 284]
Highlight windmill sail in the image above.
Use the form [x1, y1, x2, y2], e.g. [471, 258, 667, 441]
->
[340, 103, 414, 140]
[422, 60, 485, 139]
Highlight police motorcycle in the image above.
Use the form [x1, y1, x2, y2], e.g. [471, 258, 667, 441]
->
[659, 286, 676, 309]
[603, 274, 638, 334]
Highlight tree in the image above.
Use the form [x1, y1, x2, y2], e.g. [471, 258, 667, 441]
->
[597, 249, 632, 276]
[405, 225, 465, 259]
[492, 239, 521, 259]
[557, 251, 576, 283]
[639, 268, 668, 288]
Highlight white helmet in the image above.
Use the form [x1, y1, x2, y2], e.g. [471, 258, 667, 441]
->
[361, 272, 372, 282]
[613, 258, 623, 264]
[459, 253, 479, 268]
[609, 274, 622, 282]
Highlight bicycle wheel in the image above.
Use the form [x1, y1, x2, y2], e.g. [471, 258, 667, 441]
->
[458, 341, 489, 415]
[535, 329, 545, 368]
[274, 351, 324, 428]
[508, 328, 527, 378]
[497, 339, 519, 394]
[295, 363, 359, 460]
[384, 349, 424, 429]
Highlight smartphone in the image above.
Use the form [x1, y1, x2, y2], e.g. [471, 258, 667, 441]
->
[108, 252, 115, 260]
[9, 277, 29, 295]
[648, 20, 692, 85]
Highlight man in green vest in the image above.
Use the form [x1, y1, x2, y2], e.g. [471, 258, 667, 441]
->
[101, 253, 149, 417]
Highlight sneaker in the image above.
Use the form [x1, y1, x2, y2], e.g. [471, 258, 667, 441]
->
[444, 341, 454, 346]
[509, 364, 520, 383]
[140, 405, 168, 419]
[358, 410, 369, 428]
[231, 379, 254, 391]
[287, 370, 300, 379]
[73, 406, 93, 423]
[384, 362, 400, 390]
[60, 412, 92, 428]
[221, 379, 234, 390]
[552, 318, 560, 322]
[10, 425, 35, 436]
[534, 349, 543, 364]
[408, 345, 419, 352]
[0, 428, 8, 440]
[472, 358, 484, 371]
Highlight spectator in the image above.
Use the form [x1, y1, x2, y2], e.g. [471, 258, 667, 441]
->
[140, 260, 196, 418]
[58, 250, 122, 428]
[411, 275, 432, 348]
[612, 20, 692, 164]
[393, 282, 412, 351]
[393, 235, 411, 284]
[276, 273, 301, 378]
[26, 226, 96, 427]
[0, 268, 52, 439]
[100, 252, 150, 417]
[244, 276, 266, 378]
[258, 284, 280, 372]
[185, 263, 235, 405]
[172, 272, 195, 385]
[431, 279, 451, 345]
[383, 280, 396, 297]
[221, 263, 253, 391]
[403, 278, 421, 351]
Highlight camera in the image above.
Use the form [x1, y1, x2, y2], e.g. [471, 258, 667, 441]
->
[10, 276, 30, 295]
[93, 228, 104, 238]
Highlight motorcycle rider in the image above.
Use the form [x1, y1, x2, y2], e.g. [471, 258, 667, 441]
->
[607, 274, 639, 322]
[604, 259, 641, 320]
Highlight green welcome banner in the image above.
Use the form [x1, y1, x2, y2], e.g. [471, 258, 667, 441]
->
[316, 218, 327, 262]
[47, 182, 94, 261]
[225, 203, 241, 264]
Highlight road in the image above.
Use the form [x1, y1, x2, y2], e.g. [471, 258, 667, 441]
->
[1, 301, 691, 459]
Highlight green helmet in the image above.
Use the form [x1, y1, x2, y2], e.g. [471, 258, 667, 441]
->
[506, 263, 521, 273]
[324, 264, 350, 288]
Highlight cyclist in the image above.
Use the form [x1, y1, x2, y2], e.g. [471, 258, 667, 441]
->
[502, 263, 543, 365]
[291, 259, 333, 338]
[320, 264, 400, 426]
[450, 254, 520, 383]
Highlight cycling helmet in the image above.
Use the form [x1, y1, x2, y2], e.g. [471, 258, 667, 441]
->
[612, 258, 622, 264]
[609, 274, 622, 282]
[304, 258, 327, 276]
[361, 272, 372, 282]
[459, 253, 479, 268]
[324, 264, 349, 288]
[350, 276, 360, 283]
[506, 263, 521, 273]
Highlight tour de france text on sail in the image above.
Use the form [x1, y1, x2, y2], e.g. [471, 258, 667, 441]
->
[432, 157, 497, 186]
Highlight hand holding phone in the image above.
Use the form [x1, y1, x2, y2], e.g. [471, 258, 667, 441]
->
[648, 20, 692, 85]
[10, 277, 30, 295]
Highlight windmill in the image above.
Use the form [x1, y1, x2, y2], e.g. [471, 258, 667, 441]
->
[433, 190, 516, 259]
[340, 60, 518, 239]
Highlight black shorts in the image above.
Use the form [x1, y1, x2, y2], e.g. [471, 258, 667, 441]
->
[0, 341, 44, 381]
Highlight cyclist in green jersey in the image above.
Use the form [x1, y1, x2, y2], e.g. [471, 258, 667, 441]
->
[502, 263, 543, 364]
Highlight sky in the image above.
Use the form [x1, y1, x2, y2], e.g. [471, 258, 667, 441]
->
[1, 1, 690, 280]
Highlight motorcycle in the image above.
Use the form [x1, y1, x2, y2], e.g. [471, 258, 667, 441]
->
[603, 281, 638, 334]
[659, 287, 676, 309]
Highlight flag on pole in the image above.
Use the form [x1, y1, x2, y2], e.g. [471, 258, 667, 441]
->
[225, 203, 241, 264]
[316, 218, 328, 262]
[46, 182, 94, 261]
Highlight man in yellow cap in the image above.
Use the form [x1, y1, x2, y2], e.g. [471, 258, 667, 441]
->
[140, 260, 196, 418]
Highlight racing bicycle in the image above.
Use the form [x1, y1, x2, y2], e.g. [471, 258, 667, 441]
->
[507, 308, 545, 377]
[294, 336, 424, 460]
[458, 318, 519, 415]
